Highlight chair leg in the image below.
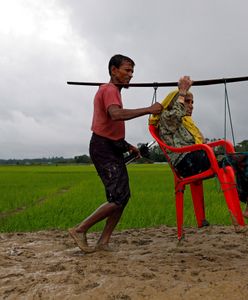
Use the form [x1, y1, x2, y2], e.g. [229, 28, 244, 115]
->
[175, 184, 185, 241]
[190, 181, 209, 227]
[218, 166, 245, 226]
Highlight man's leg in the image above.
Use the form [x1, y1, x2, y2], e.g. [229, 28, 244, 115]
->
[73, 134, 130, 251]
[76, 202, 119, 233]
[96, 205, 125, 249]
[69, 202, 119, 252]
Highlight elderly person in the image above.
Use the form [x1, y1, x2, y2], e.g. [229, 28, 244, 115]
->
[158, 77, 209, 177]
[157, 76, 248, 218]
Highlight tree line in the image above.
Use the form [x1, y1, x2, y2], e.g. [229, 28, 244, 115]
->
[0, 139, 247, 165]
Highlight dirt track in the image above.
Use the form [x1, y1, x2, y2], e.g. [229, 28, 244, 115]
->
[1, 225, 248, 300]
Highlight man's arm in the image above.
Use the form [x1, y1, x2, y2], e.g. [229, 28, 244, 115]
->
[108, 102, 162, 121]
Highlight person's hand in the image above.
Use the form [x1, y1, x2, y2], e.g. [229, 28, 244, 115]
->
[178, 76, 193, 94]
[149, 102, 163, 114]
[128, 144, 140, 159]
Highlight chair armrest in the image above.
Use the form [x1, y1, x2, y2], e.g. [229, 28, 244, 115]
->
[148, 125, 219, 169]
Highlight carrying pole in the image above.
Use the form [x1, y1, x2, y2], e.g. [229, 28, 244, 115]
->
[67, 75, 248, 87]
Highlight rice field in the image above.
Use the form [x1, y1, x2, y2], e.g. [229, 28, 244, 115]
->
[0, 164, 245, 233]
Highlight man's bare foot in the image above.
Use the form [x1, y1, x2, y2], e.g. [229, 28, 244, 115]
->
[94, 243, 117, 252]
[68, 228, 94, 253]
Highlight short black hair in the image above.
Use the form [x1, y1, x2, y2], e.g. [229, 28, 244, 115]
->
[108, 54, 135, 75]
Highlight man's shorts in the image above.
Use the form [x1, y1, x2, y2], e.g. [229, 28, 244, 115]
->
[89, 133, 130, 206]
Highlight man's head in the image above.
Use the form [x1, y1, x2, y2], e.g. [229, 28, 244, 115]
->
[108, 54, 135, 87]
[184, 91, 194, 116]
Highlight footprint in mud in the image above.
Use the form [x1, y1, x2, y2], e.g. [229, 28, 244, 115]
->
[131, 239, 153, 246]
[46, 263, 66, 273]
[84, 282, 100, 291]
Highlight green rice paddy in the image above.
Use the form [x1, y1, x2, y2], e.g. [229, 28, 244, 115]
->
[0, 164, 246, 233]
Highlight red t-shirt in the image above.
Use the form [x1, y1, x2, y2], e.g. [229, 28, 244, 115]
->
[91, 83, 125, 140]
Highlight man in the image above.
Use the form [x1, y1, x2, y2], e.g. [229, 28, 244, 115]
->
[69, 54, 162, 252]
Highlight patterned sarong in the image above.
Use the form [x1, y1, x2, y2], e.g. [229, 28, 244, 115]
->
[226, 152, 248, 203]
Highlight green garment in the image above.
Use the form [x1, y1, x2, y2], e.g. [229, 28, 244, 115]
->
[158, 99, 195, 166]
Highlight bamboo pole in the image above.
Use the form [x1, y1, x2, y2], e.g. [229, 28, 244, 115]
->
[67, 75, 248, 87]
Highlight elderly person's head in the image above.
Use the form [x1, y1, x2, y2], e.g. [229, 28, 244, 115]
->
[184, 91, 194, 116]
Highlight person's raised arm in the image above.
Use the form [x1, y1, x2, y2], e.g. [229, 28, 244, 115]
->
[108, 102, 162, 121]
[177, 76, 193, 103]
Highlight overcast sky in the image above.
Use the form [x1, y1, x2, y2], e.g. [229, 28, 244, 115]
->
[1, 0, 248, 159]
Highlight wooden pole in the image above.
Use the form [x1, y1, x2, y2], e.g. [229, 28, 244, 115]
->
[67, 76, 248, 87]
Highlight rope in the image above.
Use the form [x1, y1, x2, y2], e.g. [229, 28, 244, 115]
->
[151, 84, 158, 104]
[224, 83, 227, 143]
[224, 81, 236, 149]
[148, 84, 159, 123]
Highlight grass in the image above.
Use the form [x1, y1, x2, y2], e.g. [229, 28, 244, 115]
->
[0, 164, 246, 233]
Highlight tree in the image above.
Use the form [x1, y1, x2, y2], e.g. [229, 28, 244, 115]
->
[235, 140, 248, 152]
[74, 155, 92, 164]
[148, 144, 167, 162]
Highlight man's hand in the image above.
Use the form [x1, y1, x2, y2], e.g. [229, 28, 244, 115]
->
[149, 102, 163, 114]
[128, 144, 140, 159]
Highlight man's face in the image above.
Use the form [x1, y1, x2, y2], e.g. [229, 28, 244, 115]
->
[184, 94, 194, 116]
[111, 61, 134, 86]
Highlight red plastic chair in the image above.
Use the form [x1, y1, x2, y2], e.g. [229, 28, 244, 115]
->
[149, 124, 245, 240]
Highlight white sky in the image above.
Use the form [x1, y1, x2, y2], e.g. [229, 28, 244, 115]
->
[1, 0, 248, 159]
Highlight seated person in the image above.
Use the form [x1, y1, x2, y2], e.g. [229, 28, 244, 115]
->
[156, 76, 248, 218]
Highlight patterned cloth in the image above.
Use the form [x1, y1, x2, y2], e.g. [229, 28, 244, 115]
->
[174, 150, 211, 178]
[158, 94, 203, 166]
[225, 152, 248, 203]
